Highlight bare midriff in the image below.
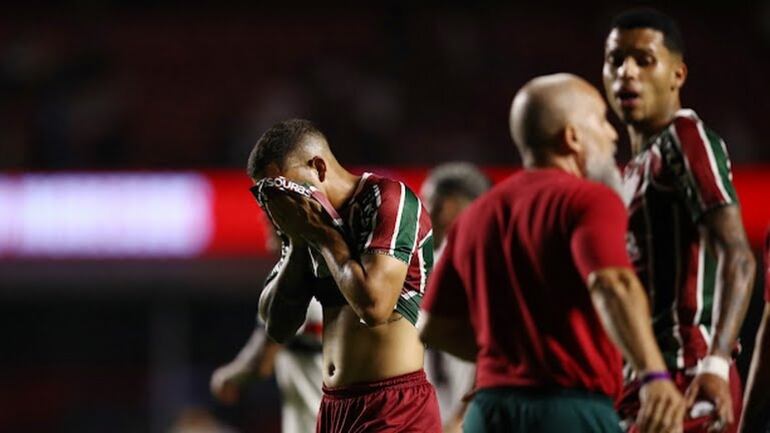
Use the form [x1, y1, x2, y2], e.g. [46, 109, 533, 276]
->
[321, 305, 424, 388]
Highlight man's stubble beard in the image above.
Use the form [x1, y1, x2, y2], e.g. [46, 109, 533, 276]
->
[585, 150, 624, 199]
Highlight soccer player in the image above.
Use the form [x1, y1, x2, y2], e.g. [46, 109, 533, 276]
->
[420, 73, 685, 433]
[420, 163, 490, 432]
[602, 9, 757, 433]
[210, 299, 324, 433]
[239, 119, 440, 432]
[738, 228, 770, 433]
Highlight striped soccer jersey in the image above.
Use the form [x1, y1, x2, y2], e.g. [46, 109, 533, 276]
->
[621, 109, 738, 371]
[267, 172, 434, 326]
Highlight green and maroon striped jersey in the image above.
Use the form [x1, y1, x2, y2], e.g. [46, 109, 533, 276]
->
[280, 172, 433, 326]
[622, 109, 738, 371]
[349, 173, 434, 324]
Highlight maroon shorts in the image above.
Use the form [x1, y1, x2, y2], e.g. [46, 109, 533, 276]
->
[316, 369, 441, 433]
[616, 365, 743, 433]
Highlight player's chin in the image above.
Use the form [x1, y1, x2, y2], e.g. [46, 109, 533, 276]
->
[618, 106, 646, 124]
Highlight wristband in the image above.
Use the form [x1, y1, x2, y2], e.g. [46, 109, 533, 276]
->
[641, 371, 671, 385]
[696, 355, 730, 382]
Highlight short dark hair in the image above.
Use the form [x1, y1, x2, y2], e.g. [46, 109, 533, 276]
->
[421, 162, 491, 206]
[247, 119, 324, 179]
[611, 8, 685, 56]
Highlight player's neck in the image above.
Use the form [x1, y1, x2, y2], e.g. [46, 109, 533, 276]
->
[534, 155, 583, 179]
[323, 168, 361, 209]
[627, 101, 682, 155]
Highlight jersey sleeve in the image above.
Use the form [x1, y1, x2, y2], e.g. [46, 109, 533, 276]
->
[363, 180, 423, 264]
[422, 224, 468, 317]
[570, 185, 633, 281]
[670, 113, 739, 222]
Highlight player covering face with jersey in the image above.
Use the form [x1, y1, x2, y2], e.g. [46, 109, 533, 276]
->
[243, 119, 441, 433]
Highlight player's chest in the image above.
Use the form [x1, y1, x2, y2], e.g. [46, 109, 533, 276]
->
[622, 135, 687, 215]
[340, 189, 380, 251]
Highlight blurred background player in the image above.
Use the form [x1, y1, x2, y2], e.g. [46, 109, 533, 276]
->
[420, 162, 490, 433]
[602, 9, 757, 433]
[421, 73, 685, 433]
[210, 285, 323, 433]
[738, 227, 770, 433]
[244, 119, 440, 432]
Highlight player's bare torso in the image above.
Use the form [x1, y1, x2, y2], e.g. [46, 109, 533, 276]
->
[321, 305, 424, 387]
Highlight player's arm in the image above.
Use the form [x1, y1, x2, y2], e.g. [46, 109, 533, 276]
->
[418, 312, 477, 362]
[739, 302, 770, 433]
[314, 233, 407, 327]
[681, 205, 755, 427]
[210, 327, 283, 404]
[419, 225, 478, 362]
[258, 239, 314, 343]
[305, 181, 421, 327]
[700, 205, 755, 361]
[586, 268, 684, 433]
[573, 188, 684, 433]
[671, 117, 753, 429]
[587, 268, 667, 373]
[266, 191, 405, 327]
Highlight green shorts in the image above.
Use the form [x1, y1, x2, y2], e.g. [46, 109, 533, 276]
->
[464, 387, 623, 433]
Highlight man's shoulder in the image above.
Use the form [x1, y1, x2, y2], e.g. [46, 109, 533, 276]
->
[354, 172, 421, 208]
[515, 169, 614, 197]
[359, 172, 413, 196]
[473, 170, 620, 218]
[666, 108, 726, 149]
[568, 179, 623, 209]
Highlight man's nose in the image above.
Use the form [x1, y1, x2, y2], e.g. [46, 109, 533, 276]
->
[618, 57, 639, 80]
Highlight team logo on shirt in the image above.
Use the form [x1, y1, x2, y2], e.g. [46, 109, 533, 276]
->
[348, 187, 379, 253]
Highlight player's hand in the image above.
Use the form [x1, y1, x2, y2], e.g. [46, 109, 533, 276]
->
[263, 189, 331, 246]
[638, 379, 686, 433]
[684, 373, 734, 432]
[442, 416, 464, 433]
[210, 359, 255, 405]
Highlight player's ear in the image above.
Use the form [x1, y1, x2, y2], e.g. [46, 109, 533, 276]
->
[562, 124, 583, 155]
[672, 60, 687, 90]
[311, 157, 327, 182]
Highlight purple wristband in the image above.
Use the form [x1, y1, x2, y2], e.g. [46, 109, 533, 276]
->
[641, 371, 671, 385]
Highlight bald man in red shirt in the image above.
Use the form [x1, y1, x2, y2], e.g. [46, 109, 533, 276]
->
[419, 74, 685, 433]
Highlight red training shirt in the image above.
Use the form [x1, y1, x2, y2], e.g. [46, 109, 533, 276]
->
[422, 169, 632, 398]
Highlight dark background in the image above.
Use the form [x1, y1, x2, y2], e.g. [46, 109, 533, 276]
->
[1, 1, 768, 433]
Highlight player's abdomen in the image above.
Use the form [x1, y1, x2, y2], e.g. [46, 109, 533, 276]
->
[321, 305, 425, 388]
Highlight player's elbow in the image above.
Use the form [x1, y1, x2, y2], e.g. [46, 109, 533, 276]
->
[587, 267, 644, 306]
[359, 308, 391, 327]
[263, 320, 294, 344]
[358, 301, 395, 327]
[588, 268, 627, 296]
[731, 246, 756, 284]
